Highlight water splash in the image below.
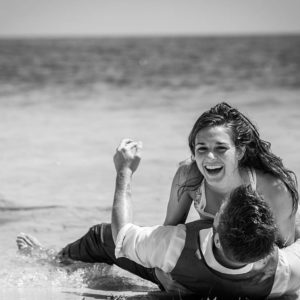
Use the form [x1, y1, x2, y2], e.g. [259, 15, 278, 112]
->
[0, 253, 86, 289]
[0, 250, 157, 293]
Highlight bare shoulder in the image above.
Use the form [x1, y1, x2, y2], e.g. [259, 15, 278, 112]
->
[164, 160, 198, 225]
[177, 159, 202, 181]
[255, 169, 293, 215]
[173, 160, 202, 199]
[177, 159, 193, 177]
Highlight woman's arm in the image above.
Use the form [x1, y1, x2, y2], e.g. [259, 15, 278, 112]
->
[159, 163, 200, 293]
[259, 173, 300, 295]
[163, 163, 196, 225]
[295, 210, 300, 240]
[271, 186, 296, 247]
[257, 172, 296, 246]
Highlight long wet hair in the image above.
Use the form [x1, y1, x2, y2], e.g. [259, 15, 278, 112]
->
[180, 102, 298, 213]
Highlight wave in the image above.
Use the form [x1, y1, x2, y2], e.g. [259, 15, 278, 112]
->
[0, 199, 63, 211]
[0, 205, 63, 211]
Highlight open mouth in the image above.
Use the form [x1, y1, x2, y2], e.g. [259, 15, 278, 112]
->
[204, 165, 223, 176]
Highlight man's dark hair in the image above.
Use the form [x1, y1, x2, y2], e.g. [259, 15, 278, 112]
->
[217, 185, 277, 263]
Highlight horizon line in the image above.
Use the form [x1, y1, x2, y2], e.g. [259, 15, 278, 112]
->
[0, 31, 299, 40]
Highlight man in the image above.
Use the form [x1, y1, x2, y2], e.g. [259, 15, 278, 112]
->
[17, 139, 300, 298]
[110, 139, 297, 298]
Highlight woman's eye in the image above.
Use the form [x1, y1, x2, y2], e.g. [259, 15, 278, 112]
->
[197, 147, 207, 153]
[217, 147, 228, 152]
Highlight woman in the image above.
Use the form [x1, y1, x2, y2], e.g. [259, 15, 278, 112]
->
[156, 102, 299, 292]
[164, 102, 298, 246]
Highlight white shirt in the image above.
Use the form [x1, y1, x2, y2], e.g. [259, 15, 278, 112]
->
[115, 223, 292, 297]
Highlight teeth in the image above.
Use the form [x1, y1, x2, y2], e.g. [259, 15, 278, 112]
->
[205, 165, 222, 170]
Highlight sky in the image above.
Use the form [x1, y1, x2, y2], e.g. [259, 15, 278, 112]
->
[0, 0, 300, 37]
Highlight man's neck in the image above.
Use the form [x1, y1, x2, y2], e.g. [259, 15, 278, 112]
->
[212, 243, 246, 269]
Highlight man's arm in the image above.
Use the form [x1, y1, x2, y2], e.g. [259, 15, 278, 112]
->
[110, 139, 187, 276]
[111, 139, 142, 243]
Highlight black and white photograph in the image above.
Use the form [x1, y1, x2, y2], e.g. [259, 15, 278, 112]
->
[0, 1, 300, 299]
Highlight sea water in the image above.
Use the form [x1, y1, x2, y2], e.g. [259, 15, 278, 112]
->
[0, 35, 299, 299]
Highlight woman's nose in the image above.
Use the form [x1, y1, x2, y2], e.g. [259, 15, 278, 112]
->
[207, 151, 215, 159]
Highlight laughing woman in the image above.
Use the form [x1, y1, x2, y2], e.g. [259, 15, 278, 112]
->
[164, 102, 298, 245]
[157, 102, 300, 292]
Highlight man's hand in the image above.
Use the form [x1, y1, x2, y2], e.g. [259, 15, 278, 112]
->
[113, 138, 143, 174]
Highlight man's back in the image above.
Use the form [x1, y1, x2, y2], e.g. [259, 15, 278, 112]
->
[171, 220, 278, 298]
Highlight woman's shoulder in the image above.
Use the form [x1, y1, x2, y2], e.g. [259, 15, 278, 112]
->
[255, 169, 289, 193]
[172, 159, 202, 200]
[254, 169, 292, 211]
[178, 157, 193, 168]
[176, 159, 202, 182]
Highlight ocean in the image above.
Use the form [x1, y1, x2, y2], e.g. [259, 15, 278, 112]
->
[0, 35, 299, 299]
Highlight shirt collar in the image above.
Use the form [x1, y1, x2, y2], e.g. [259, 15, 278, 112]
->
[199, 228, 253, 275]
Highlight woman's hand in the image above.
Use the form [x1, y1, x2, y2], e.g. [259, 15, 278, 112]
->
[154, 268, 192, 294]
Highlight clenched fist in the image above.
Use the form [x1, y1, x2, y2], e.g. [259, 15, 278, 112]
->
[113, 138, 143, 174]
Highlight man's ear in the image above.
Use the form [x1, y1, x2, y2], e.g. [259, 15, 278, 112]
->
[214, 233, 222, 249]
[237, 146, 246, 161]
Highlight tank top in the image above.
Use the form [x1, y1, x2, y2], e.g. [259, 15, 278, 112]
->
[194, 168, 257, 220]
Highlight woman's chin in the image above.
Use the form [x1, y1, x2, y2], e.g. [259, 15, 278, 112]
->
[203, 168, 225, 184]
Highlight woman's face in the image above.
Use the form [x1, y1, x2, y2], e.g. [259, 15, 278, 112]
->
[194, 126, 243, 186]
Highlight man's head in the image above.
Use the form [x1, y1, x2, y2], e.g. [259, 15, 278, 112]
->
[214, 185, 277, 264]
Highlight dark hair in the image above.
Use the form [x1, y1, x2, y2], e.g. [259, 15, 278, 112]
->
[217, 185, 276, 263]
[182, 102, 298, 212]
